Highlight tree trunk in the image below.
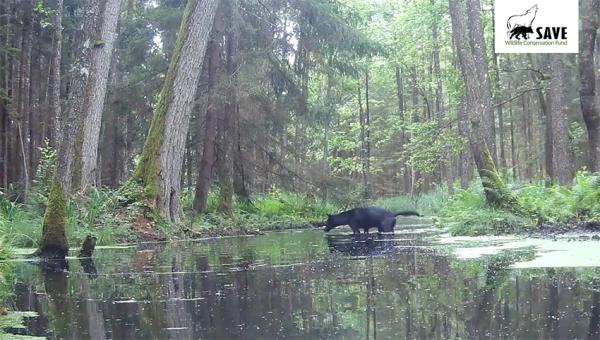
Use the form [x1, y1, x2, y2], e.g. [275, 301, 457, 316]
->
[357, 76, 370, 198]
[395, 65, 410, 193]
[217, 3, 239, 214]
[491, 7, 506, 169]
[449, 0, 516, 209]
[48, 0, 63, 150]
[132, 0, 218, 222]
[29, 27, 43, 180]
[18, 0, 35, 197]
[466, 0, 497, 164]
[458, 96, 471, 189]
[526, 54, 552, 179]
[76, 0, 123, 192]
[232, 106, 250, 201]
[549, 54, 573, 185]
[193, 23, 221, 213]
[40, 0, 100, 259]
[364, 69, 372, 198]
[509, 90, 517, 181]
[0, 0, 6, 188]
[579, 0, 600, 172]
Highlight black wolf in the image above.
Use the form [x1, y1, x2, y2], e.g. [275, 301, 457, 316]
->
[510, 26, 534, 40]
[324, 207, 421, 234]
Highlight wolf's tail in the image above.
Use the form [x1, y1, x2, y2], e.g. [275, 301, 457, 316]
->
[394, 211, 421, 217]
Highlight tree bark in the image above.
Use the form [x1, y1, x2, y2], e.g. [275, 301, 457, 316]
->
[131, 0, 218, 222]
[357, 76, 370, 198]
[217, 2, 239, 214]
[40, 0, 100, 259]
[76, 0, 123, 192]
[193, 23, 221, 213]
[549, 54, 573, 185]
[449, 0, 515, 208]
[395, 65, 410, 193]
[457, 96, 471, 189]
[364, 69, 372, 198]
[491, 6, 505, 169]
[48, 0, 64, 150]
[579, 0, 600, 172]
[466, 0, 497, 164]
[18, 0, 35, 196]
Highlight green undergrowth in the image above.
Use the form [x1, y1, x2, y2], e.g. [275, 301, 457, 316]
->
[185, 189, 340, 235]
[441, 171, 600, 236]
[0, 187, 135, 248]
[0, 178, 457, 248]
[370, 185, 450, 216]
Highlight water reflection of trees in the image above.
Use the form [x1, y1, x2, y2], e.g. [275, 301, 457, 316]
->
[11, 233, 600, 339]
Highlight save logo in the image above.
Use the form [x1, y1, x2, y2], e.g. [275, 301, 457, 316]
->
[495, 0, 578, 53]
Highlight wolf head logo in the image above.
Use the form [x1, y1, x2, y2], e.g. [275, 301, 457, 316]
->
[507, 4, 538, 39]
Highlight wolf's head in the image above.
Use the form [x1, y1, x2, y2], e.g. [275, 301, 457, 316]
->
[526, 5, 538, 15]
[324, 214, 336, 232]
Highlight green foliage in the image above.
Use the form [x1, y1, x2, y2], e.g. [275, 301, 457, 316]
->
[0, 311, 44, 339]
[30, 140, 56, 208]
[0, 236, 42, 339]
[0, 237, 14, 302]
[189, 190, 340, 235]
[516, 171, 600, 224]
[403, 119, 465, 174]
[441, 184, 533, 236]
[370, 185, 450, 216]
[442, 171, 600, 236]
[0, 196, 39, 248]
[34, 0, 54, 28]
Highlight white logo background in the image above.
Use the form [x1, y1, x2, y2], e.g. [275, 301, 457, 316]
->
[495, 0, 579, 53]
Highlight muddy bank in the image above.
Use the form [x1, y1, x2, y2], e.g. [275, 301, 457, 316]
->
[530, 221, 600, 240]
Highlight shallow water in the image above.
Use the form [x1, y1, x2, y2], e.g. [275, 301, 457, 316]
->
[11, 221, 600, 339]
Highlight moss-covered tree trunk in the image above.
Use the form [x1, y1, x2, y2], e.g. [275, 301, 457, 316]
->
[132, 0, 219, 222]
[449, 0, 517, 210]
[40, 0, 101, 259]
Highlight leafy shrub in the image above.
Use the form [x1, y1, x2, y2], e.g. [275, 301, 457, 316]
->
[442, 171, 600, 236]
[441, 185, 533, 236]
